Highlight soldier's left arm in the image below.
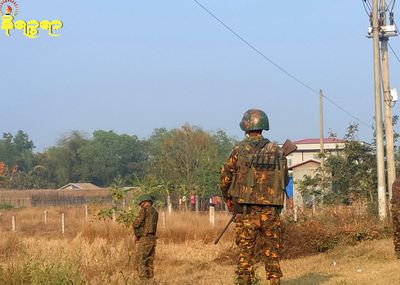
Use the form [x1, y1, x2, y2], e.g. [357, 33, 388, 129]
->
[132, 207, 145, 229]
[220, 146, 239, 201]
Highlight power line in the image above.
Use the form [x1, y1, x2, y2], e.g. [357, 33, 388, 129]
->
[381, 2, 400, 65]
[388, 42, 400, 64]
[193, 0, 318, 94]
[192, 0, 371, 129]
[362, 0, 372, 16]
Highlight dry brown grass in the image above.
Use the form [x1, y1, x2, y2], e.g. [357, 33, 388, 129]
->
[0, 206, 398, 284]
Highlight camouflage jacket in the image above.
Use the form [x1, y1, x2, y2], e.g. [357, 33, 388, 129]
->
[220, 134, 288, 206]
[132, 205, 159, 238]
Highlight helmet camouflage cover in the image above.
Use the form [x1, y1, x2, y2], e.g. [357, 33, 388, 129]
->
[240, 109, 269, 132]
[137, 193, 154, 205]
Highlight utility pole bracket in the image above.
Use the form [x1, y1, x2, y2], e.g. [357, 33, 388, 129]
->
[367, 25, 398, 38]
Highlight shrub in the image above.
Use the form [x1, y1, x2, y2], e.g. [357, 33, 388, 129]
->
[0, 259, 84, 285]
[0, 203, 13, 210]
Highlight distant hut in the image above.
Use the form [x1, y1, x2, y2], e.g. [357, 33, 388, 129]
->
[58, 183, 101, 190]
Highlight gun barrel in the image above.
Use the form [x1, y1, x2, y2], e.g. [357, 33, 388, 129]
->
[214, 213, 237, 245]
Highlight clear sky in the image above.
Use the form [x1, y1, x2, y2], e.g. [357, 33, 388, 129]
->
[2, 0, 399, 151]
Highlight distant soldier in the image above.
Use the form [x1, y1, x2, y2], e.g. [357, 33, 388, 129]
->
[132, 194, 159, 280]
[220, 109, 288, 285]
[392, 178, 400, 259]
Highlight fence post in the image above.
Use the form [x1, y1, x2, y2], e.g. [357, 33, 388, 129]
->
[85, 204, 88, 221]
[195, 195, 199, 213]
[209, 206, 215, 227]
[12, 215, 16, 232]
[61, 213, 65, 235]
[44, 210, 48, 225]
[112, 209, 116, 222]
[162, 211, 166, 228]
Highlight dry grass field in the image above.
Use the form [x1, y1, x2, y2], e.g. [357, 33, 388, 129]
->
[0, 206, 399, 285]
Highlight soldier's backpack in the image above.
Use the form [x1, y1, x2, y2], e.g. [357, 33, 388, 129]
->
[228, 138, 287, 207]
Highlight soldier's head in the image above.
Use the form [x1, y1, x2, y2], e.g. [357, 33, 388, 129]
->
[240, 109, 269, 136]
[137, 193, 154, 208]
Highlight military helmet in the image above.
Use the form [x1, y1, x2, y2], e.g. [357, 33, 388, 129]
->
[137, 193, 153, 205]
[239, 109, 269, 132]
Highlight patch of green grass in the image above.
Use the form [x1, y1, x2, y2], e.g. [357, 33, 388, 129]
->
[0, 203, 13, 210]
[0, 259, 84, 285]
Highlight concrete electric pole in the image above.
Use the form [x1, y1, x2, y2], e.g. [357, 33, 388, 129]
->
[380, 0, 397, 204]
[372, 0, 387, 220]
[319, 90, 325, 196]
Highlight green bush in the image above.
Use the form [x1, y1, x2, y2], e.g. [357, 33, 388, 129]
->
[0, 259, 84, 285]
[0, 203, 13, 210]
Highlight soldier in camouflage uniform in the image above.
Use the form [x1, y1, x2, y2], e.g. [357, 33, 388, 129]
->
[220, 109, 288, 285]
[392, 178, 400, 259]
[132, 194, 159, 280]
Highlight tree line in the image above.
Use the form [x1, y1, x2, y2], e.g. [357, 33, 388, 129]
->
[0, 125, 236, 199]
[1, 123, 398, 210]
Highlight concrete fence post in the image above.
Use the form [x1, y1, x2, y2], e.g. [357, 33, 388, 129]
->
[209, 206, 215, 227]
[12, 215, 16, 232]
[112, 209, 116, 222]
[162, 211, 166, 228]
[195, 195, 199, 213]
[44, 210, 48, 225]
[85, 204, 88, 221]
[61, 213, 65, 235]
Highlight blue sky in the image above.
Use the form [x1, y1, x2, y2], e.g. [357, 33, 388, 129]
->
[1, 1, 399, 151]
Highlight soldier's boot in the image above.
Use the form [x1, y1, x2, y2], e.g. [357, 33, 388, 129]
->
[270, 278, 280, 285]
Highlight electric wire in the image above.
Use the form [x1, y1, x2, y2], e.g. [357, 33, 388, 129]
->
[388, 42, 400, 64]
[192, 0, 371, 129]
[388, 0, 396, 11]
[381, 2, 400, 66]
[362, 0, 371, 16]
[365, 0, 373, 13]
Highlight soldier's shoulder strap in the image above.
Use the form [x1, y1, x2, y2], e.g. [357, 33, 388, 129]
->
[248, 138, 271, 167]
[257, 138, 270, 150]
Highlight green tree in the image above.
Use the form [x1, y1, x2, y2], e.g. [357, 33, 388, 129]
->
[78, 130, 147, 186]
[0, 130, 35, 172]
[146, 125, 235, 199]
[37, 131, 89, 187]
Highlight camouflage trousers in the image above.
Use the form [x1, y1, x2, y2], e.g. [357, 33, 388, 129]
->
[235, 205, 282, 285]
[135, 234, 157, 279]
[392, 204, 400, 258]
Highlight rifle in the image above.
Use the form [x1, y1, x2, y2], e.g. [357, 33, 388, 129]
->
[214, 212, 236, 244]
[281, 139, 298, 157]
[280, 139, 297, 197]
[214, 139, 298, 245]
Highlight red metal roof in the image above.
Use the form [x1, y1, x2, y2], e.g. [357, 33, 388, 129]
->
[293, 138, 344, 144]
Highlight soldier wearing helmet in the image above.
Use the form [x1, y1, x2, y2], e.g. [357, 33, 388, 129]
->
[220, 109, 288, 285]
[132, 193, 159, 280]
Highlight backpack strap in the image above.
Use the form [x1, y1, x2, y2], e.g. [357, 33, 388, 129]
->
[249, 138, 270, 168]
